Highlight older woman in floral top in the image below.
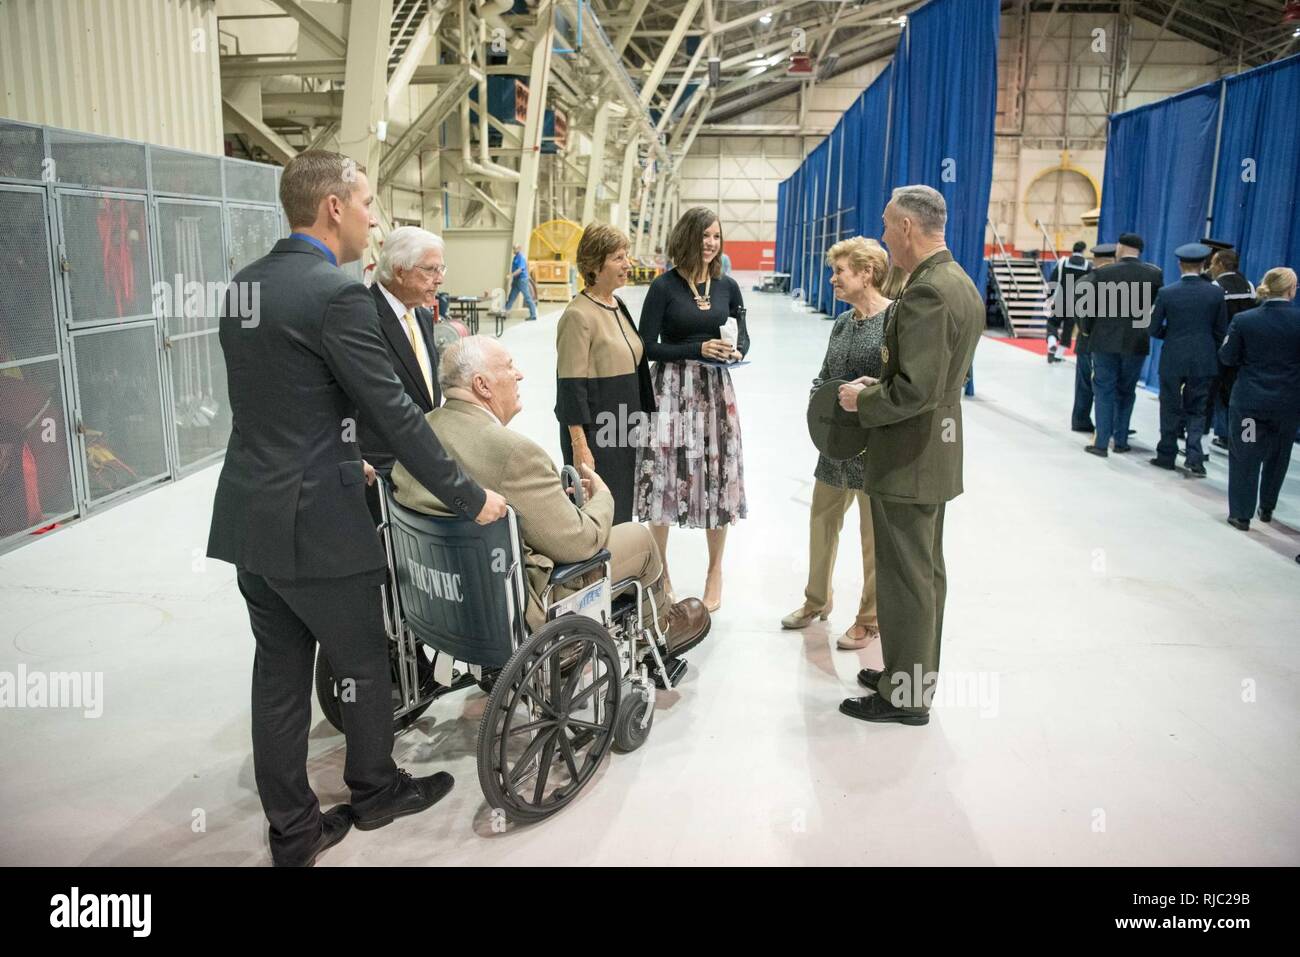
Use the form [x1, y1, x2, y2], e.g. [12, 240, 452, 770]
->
[783, 237, 895, 650]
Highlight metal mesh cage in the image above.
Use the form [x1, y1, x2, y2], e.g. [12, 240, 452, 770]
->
[59, 192, 154, 324]
[169, 329, 231, 469]
[71, 324, 168, 501]
[0, 121, 45, 181]
[0, 190, 59, 363]
[151, 147, 222, 198]
[226, 205, 283, 274]
[156, 201, 226, 334]
[47, 129, 147, 191]
[0, 358, 76, 540]
[224, 159, 278, 204]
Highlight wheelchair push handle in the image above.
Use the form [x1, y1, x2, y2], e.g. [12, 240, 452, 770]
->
[560, 464, 584, 507]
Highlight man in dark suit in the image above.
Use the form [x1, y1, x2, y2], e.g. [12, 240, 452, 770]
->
[1069, 243, 1116, 432]
[1218, 268, 1300, 529]
[359, 226, 447, 522]
[1078, 232, 1164, 457]
[207, 151, 507, 866]
[1149, 243, 1228, 477]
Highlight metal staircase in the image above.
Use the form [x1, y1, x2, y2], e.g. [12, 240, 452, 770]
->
[986, 220, 1050, 338]
[389, 0, 428, 74]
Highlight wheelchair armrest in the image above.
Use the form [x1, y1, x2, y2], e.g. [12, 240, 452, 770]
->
[549, 549, 611, 587]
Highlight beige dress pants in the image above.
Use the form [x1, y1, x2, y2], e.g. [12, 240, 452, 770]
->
[529, 522, 670, 629]
[802, 479, 878, 628]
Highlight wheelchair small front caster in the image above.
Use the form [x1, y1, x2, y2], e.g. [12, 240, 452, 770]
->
[612, 683, 654, 753]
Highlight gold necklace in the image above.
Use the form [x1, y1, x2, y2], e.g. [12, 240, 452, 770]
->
[691, 272, 712, 310]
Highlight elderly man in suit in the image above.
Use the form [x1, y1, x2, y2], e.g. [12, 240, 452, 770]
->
[392, 336, 711, 651]
[359, 226, 447, 521]
[835, 185, 984, 726]
[208, 151, 507, 867]
[1078, 232, 1164, 456]
[1148, 243, 1228, 477]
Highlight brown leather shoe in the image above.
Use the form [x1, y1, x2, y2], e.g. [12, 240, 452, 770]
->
[662, 598, 711, 656]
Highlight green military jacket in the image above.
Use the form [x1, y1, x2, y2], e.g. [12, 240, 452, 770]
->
[855, 249, 983, 504]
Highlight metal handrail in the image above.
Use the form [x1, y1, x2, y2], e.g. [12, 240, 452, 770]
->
[1034, 218, 1059, 267]
[987, 218, 1022, 297]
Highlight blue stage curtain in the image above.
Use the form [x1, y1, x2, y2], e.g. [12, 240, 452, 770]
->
[1098, 81, 1221, 387]
[886, 0, 999, 293]
[773, 0, 999, 313]
[854, 66, 893, 265]
[1211, 53, 1300, 286]
[775, 179, 789, 273]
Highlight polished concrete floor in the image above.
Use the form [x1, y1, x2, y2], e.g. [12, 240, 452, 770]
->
[2, 272, 1298, 866]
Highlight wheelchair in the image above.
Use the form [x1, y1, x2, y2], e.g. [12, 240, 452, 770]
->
[315, 473, 693, 824]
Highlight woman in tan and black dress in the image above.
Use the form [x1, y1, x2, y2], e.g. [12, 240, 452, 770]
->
[555, 223, 654, 523]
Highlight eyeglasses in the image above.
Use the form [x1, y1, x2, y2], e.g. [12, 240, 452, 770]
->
[413, 263, 448, 277]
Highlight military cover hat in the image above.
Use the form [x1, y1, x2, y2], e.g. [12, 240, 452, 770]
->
[808, 378, 870, 461]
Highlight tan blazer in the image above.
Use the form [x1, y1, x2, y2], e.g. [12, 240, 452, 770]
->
[391, 399, 615, 621]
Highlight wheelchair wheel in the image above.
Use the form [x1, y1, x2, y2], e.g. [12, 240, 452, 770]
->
[477, 615, 621, 824]
[611, 681, 653, 753]
[314, 646, 439, 735]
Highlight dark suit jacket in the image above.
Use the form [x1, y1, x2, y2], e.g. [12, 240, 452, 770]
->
[1150, 275, 1228, 378]
[1078, 256, 1164, 355]
[1218, 300, 1300, 413]
[854, 249, 984, 505]
[207, 237, 486, 580]
[357, 282, 441, 471]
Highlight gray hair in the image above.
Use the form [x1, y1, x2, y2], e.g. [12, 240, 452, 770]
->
[376, 226, 444, 284]
[890, 185, 947, 236]
[437, 335, 497, 392]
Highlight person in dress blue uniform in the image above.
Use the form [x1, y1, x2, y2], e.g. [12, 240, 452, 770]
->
[1069, 243, 1115, 432]
[1148, 243, 1228, 477]
[1218, 267, 1300, 530]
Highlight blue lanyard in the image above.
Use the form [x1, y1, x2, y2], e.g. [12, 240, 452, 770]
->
[289, 232, 338, 266]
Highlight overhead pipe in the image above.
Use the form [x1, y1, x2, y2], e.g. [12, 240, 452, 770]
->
[454, 0, 519, 182]
[563, 0, 672, 173]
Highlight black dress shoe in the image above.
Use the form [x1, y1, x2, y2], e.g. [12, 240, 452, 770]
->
[1084, 444, 1108, 458]
[1227, 517, 1250, 531]
[1071, 424, 1095, 433]
[1149, 457, 1176, 470]
[1112, 444, 1132, 453]
[1186, 463, 1207, 478]
[273, 804, 353, 867]
[1259, 508, 1273, 523]
[355, 769, 454, 831]
[1128, 429, 1137, 435]
[839, 695, 929, 726]
[1212, 436, 1230, 450]
[856, 668, 884, 692]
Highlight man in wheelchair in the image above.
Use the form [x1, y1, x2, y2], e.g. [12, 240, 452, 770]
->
[391, 336, 711, 657]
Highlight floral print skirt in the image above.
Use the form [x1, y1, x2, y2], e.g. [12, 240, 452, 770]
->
[634, 359, 747, 529]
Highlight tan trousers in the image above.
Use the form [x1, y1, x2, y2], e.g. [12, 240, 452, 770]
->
[528, 522, 669, 629]
[803, 479, 878, 627]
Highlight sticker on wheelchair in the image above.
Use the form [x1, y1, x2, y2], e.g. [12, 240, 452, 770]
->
[546, 578, 610, 625]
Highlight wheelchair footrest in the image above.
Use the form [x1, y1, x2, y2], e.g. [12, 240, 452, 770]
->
[649, 656, 688, 690]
